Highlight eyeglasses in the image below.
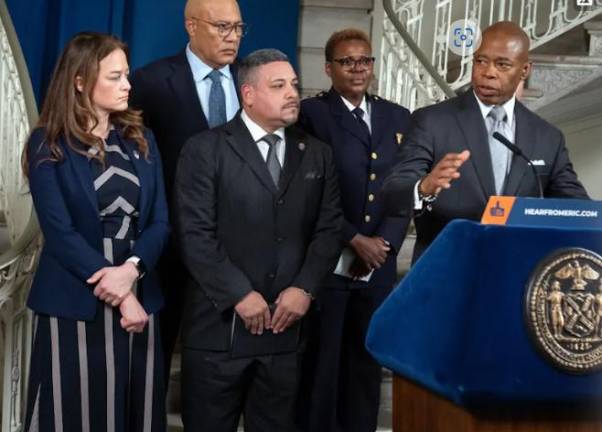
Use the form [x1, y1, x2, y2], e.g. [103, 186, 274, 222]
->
[331, 56, 375, 69]
[189, 17, 248, 38]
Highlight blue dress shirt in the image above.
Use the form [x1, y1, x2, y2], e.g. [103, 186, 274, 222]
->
[185, 44, 240, 122]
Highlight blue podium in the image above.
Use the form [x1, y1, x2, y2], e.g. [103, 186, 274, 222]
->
[366, 219, 602, 431]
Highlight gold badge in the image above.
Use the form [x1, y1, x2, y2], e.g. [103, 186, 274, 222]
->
[525, 248, 602, 373]
[396, 133, 403, 145]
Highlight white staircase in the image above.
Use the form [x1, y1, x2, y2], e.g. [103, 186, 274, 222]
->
[0, 2, 40, 431]
[525, 20, 602, 111]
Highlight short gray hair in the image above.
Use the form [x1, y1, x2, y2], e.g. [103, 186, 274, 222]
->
[238, 49, 290, 85]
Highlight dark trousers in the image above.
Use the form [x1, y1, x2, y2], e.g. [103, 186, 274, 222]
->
[301, 283, 391, 432]
[182, 348, 302, 432]
[157, 245, 186, 386]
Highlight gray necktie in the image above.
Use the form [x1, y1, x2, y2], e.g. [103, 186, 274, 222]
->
[207, 69, 227, 128]
[487, 106, 512, 194]
[263, 134, 282, 187]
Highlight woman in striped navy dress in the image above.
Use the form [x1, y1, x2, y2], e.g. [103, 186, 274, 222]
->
[23, 32, 169, 431]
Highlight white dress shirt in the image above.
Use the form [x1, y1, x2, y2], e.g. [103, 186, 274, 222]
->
[340, 95, 371, 132]
[240, 110, 286, 166]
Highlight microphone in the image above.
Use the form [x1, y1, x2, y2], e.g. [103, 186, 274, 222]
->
[493, 131, 543, 198]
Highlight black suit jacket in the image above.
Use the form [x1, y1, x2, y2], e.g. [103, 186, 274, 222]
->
[129, 50, 239, 202]
[383, 90, 588, 261]
[174, 114, 343, 351]
[299, 88, 411, 288]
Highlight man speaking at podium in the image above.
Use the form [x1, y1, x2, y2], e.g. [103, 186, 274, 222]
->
[383, 21, 588, 262]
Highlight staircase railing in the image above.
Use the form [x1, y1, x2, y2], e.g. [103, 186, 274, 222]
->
[0, 1, 40, 431]
[380, 0, 602, 111]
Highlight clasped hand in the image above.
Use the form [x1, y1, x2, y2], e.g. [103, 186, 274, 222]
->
[234, 287, 311, 336]
[88, 262, 147, 333]
[349, 234, 391, 278]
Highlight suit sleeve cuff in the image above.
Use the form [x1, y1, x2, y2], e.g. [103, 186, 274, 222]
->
[342, 220, 358, 244]
[126, 256, 141, 265]
[413, 179, 424, 210]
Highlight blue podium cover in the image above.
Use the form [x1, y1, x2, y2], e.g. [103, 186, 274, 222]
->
[366, 220, 602, 407]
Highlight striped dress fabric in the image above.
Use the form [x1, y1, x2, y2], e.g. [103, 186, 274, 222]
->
[24, 130, 166, 432]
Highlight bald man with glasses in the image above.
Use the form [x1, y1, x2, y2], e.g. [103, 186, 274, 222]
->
[129, 0, 245, 384]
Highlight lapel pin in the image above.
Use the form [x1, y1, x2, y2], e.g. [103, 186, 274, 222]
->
[88, 147, 99, 157]
[133, 150, 140, 159]
[396, 133, 403, 145]
[298, 142, 306, 151]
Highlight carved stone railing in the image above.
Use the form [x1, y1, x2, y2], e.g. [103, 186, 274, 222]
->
[0, 232, 39, 432]
[0, 1, 40, 431]
[380, 0, 602, 111]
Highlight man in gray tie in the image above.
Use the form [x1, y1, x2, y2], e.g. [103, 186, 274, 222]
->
[383, 21, 588, 262]
[129, 0, 244, 383]
[174, 49, 342, 431]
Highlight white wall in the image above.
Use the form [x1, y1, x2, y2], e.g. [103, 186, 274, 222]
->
[558, 113, 602, 199]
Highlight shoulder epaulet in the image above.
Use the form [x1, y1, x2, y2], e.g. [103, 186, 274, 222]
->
[368, 93, 386, 103]
[369, 93, 409, 108]
[301, 91, 327, 101]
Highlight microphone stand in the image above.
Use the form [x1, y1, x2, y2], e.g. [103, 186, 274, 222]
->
[493, 131, 544, 198]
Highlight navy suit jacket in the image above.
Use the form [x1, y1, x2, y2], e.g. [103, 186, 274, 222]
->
[383, 90, 588, 262]
[26, 128, 170, 320]
[129, 50, 239, 203]
[299, 88, 411, 288]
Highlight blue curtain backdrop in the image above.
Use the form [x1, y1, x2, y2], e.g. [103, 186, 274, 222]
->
[7, 0, 300, 106]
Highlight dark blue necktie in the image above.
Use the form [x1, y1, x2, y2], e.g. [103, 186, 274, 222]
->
[207, 69, 227, 128]
[352, 107, 371, 142]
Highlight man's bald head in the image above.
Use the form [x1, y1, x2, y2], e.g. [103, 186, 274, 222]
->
[481, 21, 530, 62]
[184, 0, 199, 18]
[185, 0, 236, 19]
[184, 0, 242, 69]
[471, 21, 532, 105]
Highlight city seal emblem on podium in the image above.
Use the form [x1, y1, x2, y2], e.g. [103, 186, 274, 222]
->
[525, 248, 602, 373]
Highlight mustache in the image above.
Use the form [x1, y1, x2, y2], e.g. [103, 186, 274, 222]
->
[283, 101, 300, 109]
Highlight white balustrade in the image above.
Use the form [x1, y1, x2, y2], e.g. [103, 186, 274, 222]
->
[0, 242, 38, 432]
[0, 8, 34, 245]
[0, 2, 40, 431]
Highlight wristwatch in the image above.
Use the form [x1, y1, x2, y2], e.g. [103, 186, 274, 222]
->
[126, 256, 147, 280]
[417, 176, 438, 203]
[300, 288, 314, 301]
